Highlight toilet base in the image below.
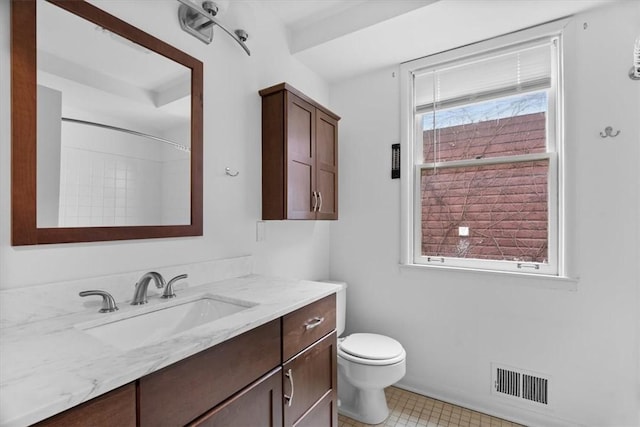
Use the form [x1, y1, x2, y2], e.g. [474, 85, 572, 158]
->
[338, 387, 389, 424]
[337, 376, 390, 425]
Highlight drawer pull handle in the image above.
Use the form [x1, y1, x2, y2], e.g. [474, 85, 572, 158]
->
[304, 316, 325, 330]
[284, 368, 295, 407]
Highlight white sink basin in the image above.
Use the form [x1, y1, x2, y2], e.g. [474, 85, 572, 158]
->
[79, 296, 254, 351]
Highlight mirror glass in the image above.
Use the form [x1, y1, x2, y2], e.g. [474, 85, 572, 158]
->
[36, 1, 191, 228]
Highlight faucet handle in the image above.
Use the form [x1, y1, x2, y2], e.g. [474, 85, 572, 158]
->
[161, 274, 188, 299]
[79, 290, 119, 313]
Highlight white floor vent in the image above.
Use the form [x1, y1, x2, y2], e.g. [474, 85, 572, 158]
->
[492, 364, 550, 408]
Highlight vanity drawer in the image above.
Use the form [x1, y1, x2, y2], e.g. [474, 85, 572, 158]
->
[282, 294, 336, 361]
[138, 319, 281, 427]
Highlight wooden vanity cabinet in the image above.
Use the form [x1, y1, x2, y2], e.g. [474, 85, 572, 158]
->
[33, 383, 136, 427]
[282, 294, 338, 427]
[260, 83, 339, 221]
[32, 295, 337, 427]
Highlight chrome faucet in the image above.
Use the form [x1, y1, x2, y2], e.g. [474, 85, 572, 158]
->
[131, 272, 166, 305]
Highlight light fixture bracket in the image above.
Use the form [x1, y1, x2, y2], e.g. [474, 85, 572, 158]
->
[177, 0, 250, 56]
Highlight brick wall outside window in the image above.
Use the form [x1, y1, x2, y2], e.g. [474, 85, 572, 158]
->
[420, 112, 548, 263]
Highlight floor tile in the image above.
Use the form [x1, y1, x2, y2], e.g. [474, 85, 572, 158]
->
[337, 387, 526, 427]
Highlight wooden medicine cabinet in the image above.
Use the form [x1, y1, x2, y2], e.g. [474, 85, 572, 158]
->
[260, 83, 339, 221]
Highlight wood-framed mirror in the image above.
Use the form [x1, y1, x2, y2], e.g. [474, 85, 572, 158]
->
[11, 0, 203, 245]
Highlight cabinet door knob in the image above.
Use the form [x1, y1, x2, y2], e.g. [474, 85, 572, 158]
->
[317, 191, 323, 212]
[284, 368, 295, 407]
[312, 191, 318, 212]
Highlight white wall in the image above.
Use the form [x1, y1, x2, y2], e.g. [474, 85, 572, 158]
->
[36, 85, 62, 227]
[329, 2, 640, 426]
[0, 0, 331, 288]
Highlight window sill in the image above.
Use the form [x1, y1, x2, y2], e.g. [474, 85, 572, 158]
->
[398, 263, 578, 291]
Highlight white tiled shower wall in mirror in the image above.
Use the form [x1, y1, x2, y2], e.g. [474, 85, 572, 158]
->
[57, 121, 190, 227]
[58, 147, 161, 226]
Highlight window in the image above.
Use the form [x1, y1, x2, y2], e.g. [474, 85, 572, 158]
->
[400, 25, 564, 275]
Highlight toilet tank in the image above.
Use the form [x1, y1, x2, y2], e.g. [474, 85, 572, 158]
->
[322, 281, 347, 336]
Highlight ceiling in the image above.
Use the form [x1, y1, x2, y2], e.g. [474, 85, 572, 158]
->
[264, 0, 617, 83]
[264, 0, 369, 30]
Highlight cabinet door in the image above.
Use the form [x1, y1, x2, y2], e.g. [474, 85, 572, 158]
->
[286, 93, 316, 220]
[315, 110, 338, 220]
[34, 383, 136, 427]
[283, 332, 337, 427]
[189, 368, 283, 427]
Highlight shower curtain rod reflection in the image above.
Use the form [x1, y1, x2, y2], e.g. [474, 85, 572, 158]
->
[61, 117, 191, 153]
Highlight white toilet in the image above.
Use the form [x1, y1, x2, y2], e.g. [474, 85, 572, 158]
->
[335, 282, 406, 424]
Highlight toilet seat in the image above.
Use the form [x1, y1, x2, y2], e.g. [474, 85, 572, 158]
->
[338, 333, 406, 366]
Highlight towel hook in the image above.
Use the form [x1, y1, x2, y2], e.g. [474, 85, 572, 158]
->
[225, 167, 239, 177]
[600, 126, 620, 138]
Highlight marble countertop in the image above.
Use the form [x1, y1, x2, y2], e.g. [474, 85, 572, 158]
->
[0, 274, 340, 427]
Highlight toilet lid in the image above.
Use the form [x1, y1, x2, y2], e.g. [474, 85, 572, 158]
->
[339, 333, 404, 360]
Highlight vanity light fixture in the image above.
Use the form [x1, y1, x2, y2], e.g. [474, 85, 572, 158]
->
[177, 0, 250, 56]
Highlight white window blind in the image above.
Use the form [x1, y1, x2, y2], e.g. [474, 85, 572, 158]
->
[414, 40, 553, 113]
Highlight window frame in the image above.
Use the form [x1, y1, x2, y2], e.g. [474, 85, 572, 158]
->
[400, 20, 567, 277]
